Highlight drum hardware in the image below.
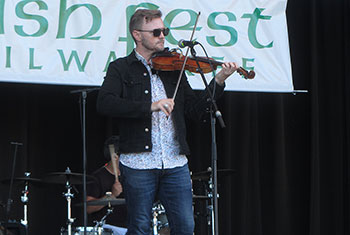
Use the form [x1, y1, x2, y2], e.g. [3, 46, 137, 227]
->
[20, 172, 30, 227]
[75, 192, 125, 234]
[192, 168, 234, 235]
[64, 168, 75, 235]
[43, 168, 95, 185]
[0, 175, 43, 186]
[85, 197, 125, 207]
[75, 193, 125, 207]
[191, 169, 235, 181]
[0, 171, 43, 231]
[193, 183, 217, 234]
[43, 167, 95, 235]
[93, 207, 113, 235]
[152, 206, 158, 235]
[151, 202, 169, 235]
[192, 195, 211, 200]
[92, 192, 115, 234]
[60, 226, 113, 235]
[75, 198, 126, 207]
[63, 192, 116, 235]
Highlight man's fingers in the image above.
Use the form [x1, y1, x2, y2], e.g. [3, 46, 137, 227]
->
[160, 105, 170, 116]
[160, 99, 174, 116]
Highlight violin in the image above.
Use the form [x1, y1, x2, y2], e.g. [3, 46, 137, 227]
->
[151, 48, 255, 79]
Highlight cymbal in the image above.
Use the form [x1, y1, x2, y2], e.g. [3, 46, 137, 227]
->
[86, 198, 126, 206]
[43, 171, 95, 185]
[191, 169, 236, 181]
[0, 177, 43, 185]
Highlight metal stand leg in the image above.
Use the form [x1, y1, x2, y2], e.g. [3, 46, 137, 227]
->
[152, 207, 159, 235]
[20, 173, 29, 228]
[20, 172, 31, 235]
[94, 206, 113, 233]
[64, 180, 75, 235]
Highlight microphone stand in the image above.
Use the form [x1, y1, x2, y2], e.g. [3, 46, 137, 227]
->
[189, 46, 223, 235]
[6, 142, 23, 222]
[3, 142, 27, 235]
[70, 87, 99, 235]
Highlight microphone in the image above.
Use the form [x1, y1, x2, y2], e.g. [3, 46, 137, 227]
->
[178, 39, 199, 48]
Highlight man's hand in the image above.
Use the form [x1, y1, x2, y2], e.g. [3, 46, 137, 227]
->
[215, 62, 238, 85]
[111, 180, 123, 197]
[151, 98, 174, 117]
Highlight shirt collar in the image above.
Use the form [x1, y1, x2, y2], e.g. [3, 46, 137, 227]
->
[134, 49, 152, 68]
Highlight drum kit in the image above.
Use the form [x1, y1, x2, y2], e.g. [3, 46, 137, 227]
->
[0, 167, 235, 235]
[0, 167, 111, 235]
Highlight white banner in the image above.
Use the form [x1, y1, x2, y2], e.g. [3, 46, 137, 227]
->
[0, 0, 293, 92]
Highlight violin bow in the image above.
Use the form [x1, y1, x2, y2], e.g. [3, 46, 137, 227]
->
[172, 11, 201, 100]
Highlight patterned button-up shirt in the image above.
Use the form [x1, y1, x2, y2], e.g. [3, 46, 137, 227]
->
[119, 50, 187, 170]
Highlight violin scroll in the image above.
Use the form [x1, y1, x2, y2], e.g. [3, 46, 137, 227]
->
[236, 67, 255, 79]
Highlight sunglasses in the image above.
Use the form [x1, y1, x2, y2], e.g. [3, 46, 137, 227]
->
[136, 28, 170, 37]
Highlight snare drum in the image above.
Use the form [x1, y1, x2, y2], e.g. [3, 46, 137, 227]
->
[60, 226, 112, 235]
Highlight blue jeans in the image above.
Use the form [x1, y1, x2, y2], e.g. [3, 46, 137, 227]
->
[120, 163, 194, 235]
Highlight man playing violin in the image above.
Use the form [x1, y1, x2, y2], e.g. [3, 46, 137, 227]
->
[97, 9, 237, 235]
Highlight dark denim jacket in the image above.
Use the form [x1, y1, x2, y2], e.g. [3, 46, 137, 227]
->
[97, 50, 225, 155]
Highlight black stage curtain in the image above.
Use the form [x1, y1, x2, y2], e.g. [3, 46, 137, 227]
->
[0, 0, 349, 234]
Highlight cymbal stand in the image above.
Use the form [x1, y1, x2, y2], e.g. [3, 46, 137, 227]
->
[63, 175, 75, 235]
[152, 205, 159, 235]
[70, 87, 100, 235]
[20, 172, 31, 228]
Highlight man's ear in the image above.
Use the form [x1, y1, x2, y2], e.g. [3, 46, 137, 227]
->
[132, 30, 141, 43]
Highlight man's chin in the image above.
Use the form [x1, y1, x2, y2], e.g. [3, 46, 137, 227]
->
[155, 45, 165, 52]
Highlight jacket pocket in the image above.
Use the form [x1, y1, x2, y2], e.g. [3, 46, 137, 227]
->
[123, 79, 142, 100]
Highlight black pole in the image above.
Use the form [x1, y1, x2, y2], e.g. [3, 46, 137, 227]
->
[6, 142, 23, 222]
[82, 91, 87, 235]
[70, 87, 99, 235]
[210, 110, 219, 235]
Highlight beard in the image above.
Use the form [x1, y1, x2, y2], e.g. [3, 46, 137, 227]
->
[140, 35, 164, 53]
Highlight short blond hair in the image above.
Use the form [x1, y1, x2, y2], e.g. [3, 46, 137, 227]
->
[129, 9, 162, 42]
